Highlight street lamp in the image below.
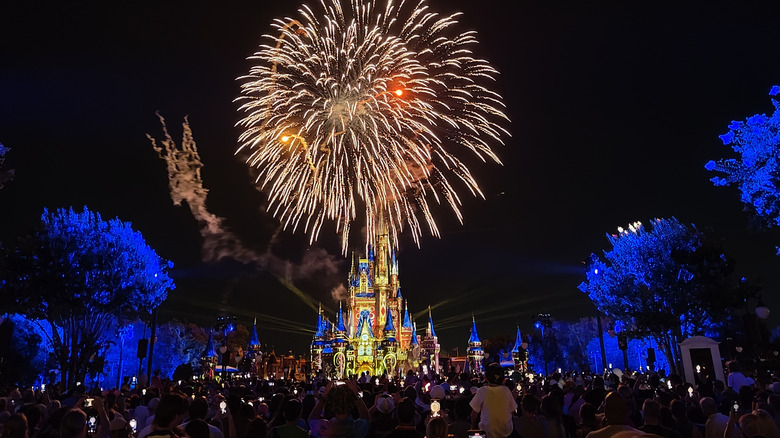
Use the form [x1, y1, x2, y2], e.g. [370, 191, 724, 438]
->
[215, 316, 237, 381]
[534, 314, 552, 377]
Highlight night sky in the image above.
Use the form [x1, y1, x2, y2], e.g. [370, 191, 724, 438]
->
[2, 0, 780, 355]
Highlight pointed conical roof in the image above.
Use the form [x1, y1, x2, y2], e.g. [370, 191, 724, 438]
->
[356, 313, 374, 338]
[390, 249, 399, 276]
[384, 306, 395, 332]
[403, 301, 413, 329]
[512, 326, 523, 353]
[204, 330, 216, 357]
[315, 303, 326, 338]
[411, 322, 418, 345]
[249, 317, 260, 347]
[369, 244, 374, 261]
[428, 306, 437, 338]
[469, 315, 481, 344]
[336, 302, 346, 332]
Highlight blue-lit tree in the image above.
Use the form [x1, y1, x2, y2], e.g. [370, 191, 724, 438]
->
[0, 207, 175, 387]
[706, 86, 780, 234]
[579, 218, 751, 372]
[0, 143, 13, 189]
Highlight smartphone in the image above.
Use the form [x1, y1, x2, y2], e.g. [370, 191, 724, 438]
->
[142, 389, 146, 396]
[220, 401, 227, 414]
[431, 400, 441, 417]
[468, 430, 486, 438]
[335, 381, 346, 386]
[83, 398, 94, 408]
[41, 383, 46, 392]
[129, 419, 137, 434]
[733, 401, 740, 412]
[87, 416, 98, 434]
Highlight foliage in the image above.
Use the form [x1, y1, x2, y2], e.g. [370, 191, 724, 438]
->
[153, 320, 208, 378]
[706, 86, 780, 231]
[0, 207, 175, 386]
[578, 217, 751, 370]
[0, 315, 50, 386]
[0, 143, 13, 189]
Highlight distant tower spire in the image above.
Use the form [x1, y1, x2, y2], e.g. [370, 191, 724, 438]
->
[411, 322, 419, 345]
[249, 316, 260, 348]
[427, 306, 437, 338]
[403, 301, 413, 329]
[384, 305, 396, 333]
[469, 315, 481, 344]
[336, 302, 346, 332]
[512, 325, 523, 353]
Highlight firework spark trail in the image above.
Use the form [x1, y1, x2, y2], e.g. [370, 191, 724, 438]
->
[148, 113, 342, 312]
[237, 0, 509, 253]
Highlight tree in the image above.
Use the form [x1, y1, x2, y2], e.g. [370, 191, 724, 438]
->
[706, 85, 780, 233]
[0, 207, 175, 387]
[578, 218, 751, 373]
[0, 143, 13, 189]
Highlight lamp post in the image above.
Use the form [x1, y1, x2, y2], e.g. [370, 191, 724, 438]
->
[215, 316, 237, 381]
[535, 314, 552, 377]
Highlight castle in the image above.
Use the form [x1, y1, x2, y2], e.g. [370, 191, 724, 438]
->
[310, 227, 440, 378]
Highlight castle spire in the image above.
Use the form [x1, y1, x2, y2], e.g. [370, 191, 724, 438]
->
[384, 305, 395, 332]
[403, 301, 413, 329]
[336, 302, 346, 332]
[411, 322, 418, 345]
[428, 306, 437, 338]
[469, 315, 481, 344]
[512, 325, 523, 353]
[315, 303, 325, 338]
[249, 317, 260, 348]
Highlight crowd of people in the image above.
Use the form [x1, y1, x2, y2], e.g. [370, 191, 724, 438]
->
[0, 361, 779, 438]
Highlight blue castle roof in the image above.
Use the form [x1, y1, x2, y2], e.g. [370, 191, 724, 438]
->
[428, 307, 437, 338]
[512, 326, 523, 353]
[403, 302, 413, 329]
[384, 306, 395, 332]
[469, 316, 481, 344]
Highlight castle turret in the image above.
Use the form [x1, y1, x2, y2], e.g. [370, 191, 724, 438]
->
[421, 306, 441, 374]
[511, 325, 527, 372]
[467, 315, 484, 375]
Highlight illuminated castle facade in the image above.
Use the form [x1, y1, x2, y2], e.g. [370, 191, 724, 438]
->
[310, 228, 440, 378]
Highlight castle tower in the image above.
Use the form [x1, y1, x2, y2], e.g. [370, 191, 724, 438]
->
[467, 316, 484, 375]
[421, 306, 441, 374]
[511, 325, 527, 372]
[309, 222, 422, 378]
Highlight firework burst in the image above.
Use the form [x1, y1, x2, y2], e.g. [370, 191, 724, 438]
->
[237, 0, 509, 252]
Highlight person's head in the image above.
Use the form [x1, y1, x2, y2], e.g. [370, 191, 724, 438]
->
[579, 403, 597, 423]
[521, 394, 540, 414]
[376, 395, 394, 416]
[642, 399, 661, 424]
[602, 391, 630, 426]
[2, 413, 29, 438]
[184, 419, 210, 438]
[188, 397, 209, 421]
[454, 397, 471, 420]
[153, 392, 190, 429]
[283, 399, 302, 422]
[325, 385, 356, 417]
[750, 409, 780, 438]
[60, 409, 87, 438]
[700, 397, 718, 417]
[540, 395, 561, 420]
[485, 363, 504, 385]
[426, 417, 448, 438]
[246, 417, 268, 438]
[729, 362, 742, 373]
[396, 398, 416, 425]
